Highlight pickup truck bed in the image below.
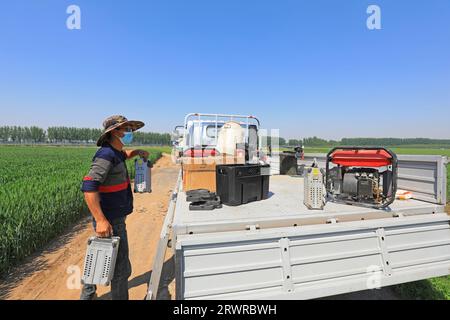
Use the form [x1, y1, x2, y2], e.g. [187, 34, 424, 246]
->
[161, 154, 450, 300]
[173, 175, 445, 236]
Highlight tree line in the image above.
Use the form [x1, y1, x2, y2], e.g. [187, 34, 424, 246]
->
[339, 137, 450, 147]
[285, 136, 450, 148]
[0, 126, 171, 145]
[259, 136, 287, 147]
[2, 125, 448, 148]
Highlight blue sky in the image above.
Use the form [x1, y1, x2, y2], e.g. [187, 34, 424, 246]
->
[0, 0, 449, 140]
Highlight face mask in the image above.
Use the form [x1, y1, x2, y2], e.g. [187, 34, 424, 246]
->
[119, 131, 133, 145]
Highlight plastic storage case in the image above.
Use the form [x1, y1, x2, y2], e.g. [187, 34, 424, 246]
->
[134, 158, 152, 193]
[216, 164, 270, 206]
[81, 236, 120, 286]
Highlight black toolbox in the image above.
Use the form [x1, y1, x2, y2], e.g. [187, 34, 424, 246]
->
[216, 164, 270, 206]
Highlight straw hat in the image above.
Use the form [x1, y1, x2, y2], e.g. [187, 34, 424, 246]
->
[96, 115, 144, 146]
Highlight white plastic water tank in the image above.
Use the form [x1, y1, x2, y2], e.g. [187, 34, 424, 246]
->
[216, 121, 245, 156]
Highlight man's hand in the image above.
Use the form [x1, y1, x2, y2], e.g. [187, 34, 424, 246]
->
[124, 149, 150, 160]
[95, 219, 113, 238]
[138, 150, 149, 160]
[84, 192, 112, 237]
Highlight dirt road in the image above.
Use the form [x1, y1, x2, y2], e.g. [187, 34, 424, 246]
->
[0, 153, 179, 300]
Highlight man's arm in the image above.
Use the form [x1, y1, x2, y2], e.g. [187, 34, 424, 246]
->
[81, 152, 115, 237]
[83, 192, 112, 238]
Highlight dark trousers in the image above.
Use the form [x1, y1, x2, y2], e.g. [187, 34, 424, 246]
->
[80, 216, 132, 300]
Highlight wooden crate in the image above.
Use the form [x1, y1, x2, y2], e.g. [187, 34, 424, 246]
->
[182, 162, 217, 192]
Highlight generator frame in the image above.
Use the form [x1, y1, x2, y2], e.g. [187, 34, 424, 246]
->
[325, 146, 398, 209]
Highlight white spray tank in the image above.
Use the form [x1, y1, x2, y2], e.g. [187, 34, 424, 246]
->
[215, 121, 245, 156]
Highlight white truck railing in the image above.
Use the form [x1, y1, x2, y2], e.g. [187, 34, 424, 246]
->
[183, 113, 260, 149]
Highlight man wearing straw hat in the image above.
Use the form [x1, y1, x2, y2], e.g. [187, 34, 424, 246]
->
[80, 115, 149, 300]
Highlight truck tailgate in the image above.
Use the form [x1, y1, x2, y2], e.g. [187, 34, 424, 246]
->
[175, 214, 450, 300]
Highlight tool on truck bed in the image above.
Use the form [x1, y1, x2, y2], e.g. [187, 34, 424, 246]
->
[186, 189, 217, 202]
[186, 189, 222, 210]
[81, 236, 120, 286]
[189, 200, 223, 211]
[396, 189, 413, 200]
[303, 159, 326, 210]
[325, 147, 398, 209]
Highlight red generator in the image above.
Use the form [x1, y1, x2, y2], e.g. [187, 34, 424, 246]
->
[325, 147, 398, 209]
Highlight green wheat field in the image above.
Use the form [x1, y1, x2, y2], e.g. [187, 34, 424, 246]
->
[0, 145, 171, 277]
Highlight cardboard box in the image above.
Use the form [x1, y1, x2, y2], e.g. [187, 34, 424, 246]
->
[182, 163, 217, 192]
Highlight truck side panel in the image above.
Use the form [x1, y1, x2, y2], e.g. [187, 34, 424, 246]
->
[176, 215, 450, 300]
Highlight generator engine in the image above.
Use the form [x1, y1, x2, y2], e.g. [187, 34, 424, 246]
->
[326, 147, 398, 209]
